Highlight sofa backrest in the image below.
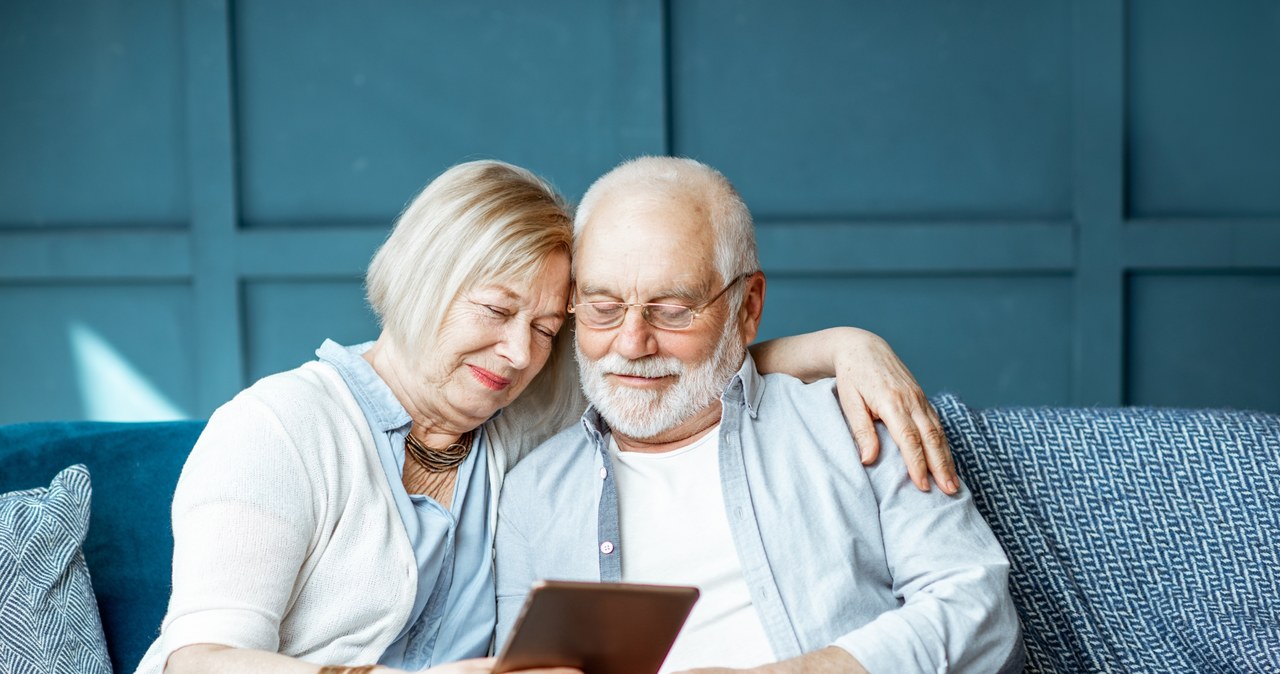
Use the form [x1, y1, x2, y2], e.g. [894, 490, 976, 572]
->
[0, 420, 205, 674]
[936, 394, 1280, 673]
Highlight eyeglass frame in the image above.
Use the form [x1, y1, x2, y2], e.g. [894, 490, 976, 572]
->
[567, 272, 755, 331]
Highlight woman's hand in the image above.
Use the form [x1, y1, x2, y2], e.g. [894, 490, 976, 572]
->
[749, 327, 957, 494]
[829, 328, 957, 494]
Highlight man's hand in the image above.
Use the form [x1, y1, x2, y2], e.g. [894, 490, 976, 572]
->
[675, 646, 868, 674]
[830, 328, 958, 494]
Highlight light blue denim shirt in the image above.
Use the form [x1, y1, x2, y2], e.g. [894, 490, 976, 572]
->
[317, 340, 495, 668]
[495, 354, 1024, 673]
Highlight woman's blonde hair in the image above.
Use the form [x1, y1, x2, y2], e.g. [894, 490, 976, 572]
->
[366, 160, 576, 423]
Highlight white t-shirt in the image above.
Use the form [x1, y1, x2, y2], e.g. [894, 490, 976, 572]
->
[609, 428, 776, 672]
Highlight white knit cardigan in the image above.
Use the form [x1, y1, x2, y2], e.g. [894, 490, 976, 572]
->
[135, 355, 582, 673]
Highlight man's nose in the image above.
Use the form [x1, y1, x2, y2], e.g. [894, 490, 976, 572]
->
[612, 306, 658, 360]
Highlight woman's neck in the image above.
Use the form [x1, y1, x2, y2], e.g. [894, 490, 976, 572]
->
[362, 335, 475, 447]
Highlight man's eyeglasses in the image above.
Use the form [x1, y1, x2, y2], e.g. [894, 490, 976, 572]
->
[568, 273, 753, 331]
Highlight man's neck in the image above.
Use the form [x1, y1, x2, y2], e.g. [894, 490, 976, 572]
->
[611, 400, 723, 454]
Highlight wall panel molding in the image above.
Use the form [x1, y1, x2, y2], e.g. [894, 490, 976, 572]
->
[237, 229, 386, 278]
[1070, 0, 1127, 405]
[1124, 220, 1280, 269]
[0, 232, 191, 281]
[183, 0, 244, 412]
[612, 0, 669, 157]
[756, 221, 1075, 274]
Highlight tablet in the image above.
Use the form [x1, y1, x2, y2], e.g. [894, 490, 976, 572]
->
[494, 580, 700, 674]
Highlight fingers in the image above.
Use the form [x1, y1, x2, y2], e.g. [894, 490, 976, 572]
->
[914, 404, 958, 494]
[824, 327, 952, 492]
[878, 407, 930, 491]
[839, 388, 881, 463]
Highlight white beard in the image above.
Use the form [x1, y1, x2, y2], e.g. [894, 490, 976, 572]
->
[575, 321, 746, 440]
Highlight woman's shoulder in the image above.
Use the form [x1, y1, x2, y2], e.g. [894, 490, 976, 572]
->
[230, 361, 358, 420]
[182, 360, 373, 496]
[201, 360, 368, 455]
[240, 360, 346, 401]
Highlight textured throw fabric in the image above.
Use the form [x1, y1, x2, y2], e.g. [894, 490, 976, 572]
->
[936, 393, 1280, 673]
[0, 464, 112, 674]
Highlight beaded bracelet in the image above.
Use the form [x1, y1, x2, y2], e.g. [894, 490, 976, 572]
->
[317, 666, 376, 674]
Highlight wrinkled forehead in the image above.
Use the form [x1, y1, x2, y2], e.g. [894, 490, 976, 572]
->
[574, 192, 719, 297]
[465, 247, 571, 300]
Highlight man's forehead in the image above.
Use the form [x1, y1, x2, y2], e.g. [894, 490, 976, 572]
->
[575, 242, 714, 300]
[575, 272, 710, 300]
[574, 185, 716, 286]
[591, 185, 707, 227]
[580, 196, 712, 251]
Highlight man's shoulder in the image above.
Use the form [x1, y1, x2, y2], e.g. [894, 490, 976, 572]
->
[506, 418, 596, 481]
[753, 372, 902, 459]
[755, 371, 843, 415]
[758, 369, 830, 391]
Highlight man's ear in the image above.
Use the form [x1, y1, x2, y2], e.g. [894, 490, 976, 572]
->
[738, 271, 767, 344]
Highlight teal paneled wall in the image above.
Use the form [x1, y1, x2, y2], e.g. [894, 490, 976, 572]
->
[242, 280, 378, 383]
[1127, 0, 1280, 217]
[233, 1, 630, 226]
[670, 0, 1073, 219]
[2, 0, 1278, 423]
[1, 0, 188, 226]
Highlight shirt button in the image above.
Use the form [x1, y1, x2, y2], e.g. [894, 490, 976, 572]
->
[599, 467, 608, 479]
[734, 506, 745, 520]
[600, 541, 615, 554]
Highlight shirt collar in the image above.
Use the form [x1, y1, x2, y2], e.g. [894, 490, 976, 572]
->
[726, 352, 766, 419]
[315, 339, 412, 433]
[578, 352, 766, 441]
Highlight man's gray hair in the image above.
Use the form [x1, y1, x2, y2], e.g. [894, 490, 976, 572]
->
[574, 157, 760, 305]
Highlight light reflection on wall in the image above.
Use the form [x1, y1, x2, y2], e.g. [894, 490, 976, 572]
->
[69, 322, 187, 421]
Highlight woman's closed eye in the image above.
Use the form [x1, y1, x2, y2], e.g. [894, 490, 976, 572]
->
[480, 302, 559, 342]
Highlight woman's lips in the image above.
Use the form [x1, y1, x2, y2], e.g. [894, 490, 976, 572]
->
[468, 365, 511, 391]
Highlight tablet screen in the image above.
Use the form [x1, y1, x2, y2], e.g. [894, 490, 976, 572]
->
[494, 580, 700, 674]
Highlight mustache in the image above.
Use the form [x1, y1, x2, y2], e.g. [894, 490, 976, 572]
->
[592, 353, 685, 378]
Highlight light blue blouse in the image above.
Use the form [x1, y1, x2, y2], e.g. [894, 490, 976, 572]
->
[317, 340, 495, 669]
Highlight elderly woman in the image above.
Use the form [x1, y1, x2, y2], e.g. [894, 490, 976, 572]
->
[137, 160, 951, 674]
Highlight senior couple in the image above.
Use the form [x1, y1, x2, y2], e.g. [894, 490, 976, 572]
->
[139, 158, 1021, 674]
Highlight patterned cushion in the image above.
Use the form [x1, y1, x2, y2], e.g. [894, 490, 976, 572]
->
[0, 421, 205, 673]
[936, 394, 1280, 673]
[0, 465, 112, 674]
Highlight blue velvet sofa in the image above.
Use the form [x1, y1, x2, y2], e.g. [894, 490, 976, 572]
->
[2, 395, 1278, 673]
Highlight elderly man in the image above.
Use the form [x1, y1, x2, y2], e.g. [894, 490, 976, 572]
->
[495, 157, 1023, 673]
